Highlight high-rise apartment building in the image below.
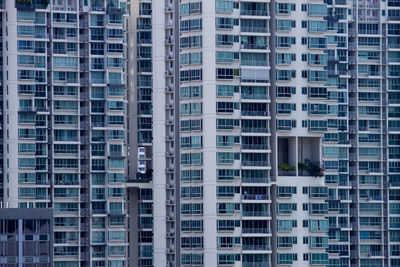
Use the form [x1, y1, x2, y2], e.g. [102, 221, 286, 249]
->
[127, 0, 400, 266]
[0, 208, 53, 266]
[0, 0, 399, 266]
[1, 0, 128, 266]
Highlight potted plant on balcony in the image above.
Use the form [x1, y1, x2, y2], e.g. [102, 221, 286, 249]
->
[278, 163, 295, 170]
[308, 162, 324, 177]
[278, 163, 295, 175]
[298, 162, 308, 176]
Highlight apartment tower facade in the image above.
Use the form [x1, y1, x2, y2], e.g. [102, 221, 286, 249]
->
[127, 0, 400, 266]
[0, 0, 399, 267]
[1, 0, 128, 267]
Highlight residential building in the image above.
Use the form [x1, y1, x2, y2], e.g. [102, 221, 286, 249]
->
[1, 0, 128, 266]
[128, 0, 273, 266]
[127, 0, 400, 266]
[0, 208, 53, 267]
[0, 0, 399, 266]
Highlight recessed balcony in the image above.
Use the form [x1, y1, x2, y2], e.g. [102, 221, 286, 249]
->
[278, 137, 322, 177]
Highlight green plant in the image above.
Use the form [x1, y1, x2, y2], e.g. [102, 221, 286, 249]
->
[308, 162, 323, 177]
[278, 163, 295, 171]
[298, 162, 308, 171]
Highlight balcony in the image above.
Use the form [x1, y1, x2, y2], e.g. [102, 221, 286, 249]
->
[389, 43, 400, 49]
[241, 144, 269, 150]
[16, 0, 48, 10]
[358, 29, 381, 35]
[277, 167, 296, 176]
[242, 210, 269, 217]
[242, 263, 270, 267]
[240, 10, 268, 16]
[278, 136, 322, 176]
[242, 228, 270, 234]
[241, 60, 268, 67]
[242, 177, 269, 183]
[91, 5, 105, 12]
[241, 194, 269, 200]
[241, 93, 268, 100]
[360, 195, 382, 201]
[241, 110, 269, 117]
[54, 238, 78, 244]
[298, 161, 324, 177]
[109, 209, 125, 215]
[241, 43, 268, 50]
[242, 127, 269, 133]
[242, 161, 270, 167]
[92, 209, 106, 215]
[242, 245, 271, 251]
[360, 251, 383, 257]
[106, 5, 125, 15]
[241, 27, 268, 33]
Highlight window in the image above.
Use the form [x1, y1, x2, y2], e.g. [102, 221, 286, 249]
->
[308, 37, 327, 49]
[276, 36, 296, 48]
[278, 253, 298, 265]
[278, 220, 297, 231]
[180, 2, 202, 15]
[180, 69, 203, 82]
[216, 34, 235, 46]
[277, 186, 297, 197]
[277, 203, 297, 214]
[216, 85, 239, 96]
[108, 231, 125, 242]
[180, 19, 202, 32]
[217, 152, 239, 164]
[217, 220, 240, 231]
[108, 43, 123, 53]
[216, 1, 234, 12]
[276, 20, 295, 31]
[217, 186, 238, 197]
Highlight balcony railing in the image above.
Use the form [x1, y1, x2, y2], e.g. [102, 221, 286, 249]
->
[241, 93, 268, 100]
[241, 194, 269, 200]
[242, 263, 270, 267]
[358, 29, 381, 35]
[240, 10, 268, 16]
[242, 228, 270, 234]
[91, 6, 106, 11]
[242, 245, 271, 251]
[241, 110, 269, 116]
[241, 27, 268, 33]
[241, 60, 268, 67]
[92, 209, 106, 214]
[241, 144, 270, 150]
[242, 177, 270, 183]
[278, 169, 296, 176]
[360, 251, 383, 257]
[242, 127, 269, 133]
[242, 161, 270, 167]
[242, 211, 269, 217]
[241, 43, 268, 50]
